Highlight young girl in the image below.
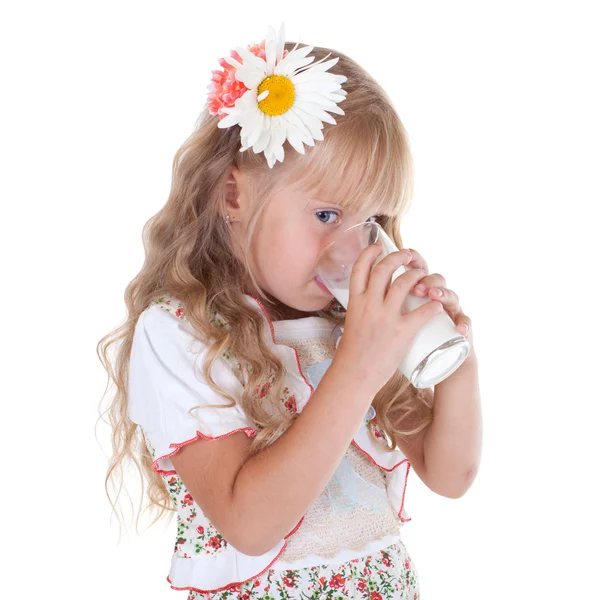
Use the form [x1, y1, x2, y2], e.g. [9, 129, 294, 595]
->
[99, 23, 481, 600]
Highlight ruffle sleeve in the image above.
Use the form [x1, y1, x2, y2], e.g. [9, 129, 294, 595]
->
[128, 304, 260, 474]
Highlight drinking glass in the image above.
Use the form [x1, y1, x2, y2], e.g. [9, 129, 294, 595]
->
[314, 221, 471, 388]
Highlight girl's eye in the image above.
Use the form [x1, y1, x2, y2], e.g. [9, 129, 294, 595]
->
[315, 212, 381, 225]
[315, 210, 340, 224]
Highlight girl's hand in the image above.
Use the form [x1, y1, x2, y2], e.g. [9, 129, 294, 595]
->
[333, 244, 447, 393]
[404, 248, 474, 345]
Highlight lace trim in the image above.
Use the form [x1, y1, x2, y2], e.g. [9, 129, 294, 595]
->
[272, 336, 402, 561]
[279, 444, 401, 561]
[276, 337, 336, 370]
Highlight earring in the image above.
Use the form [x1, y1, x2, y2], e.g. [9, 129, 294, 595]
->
[224, 214, 231, 225]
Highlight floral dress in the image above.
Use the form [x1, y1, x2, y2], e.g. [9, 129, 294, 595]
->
[185, 316, 420, 600]
[128, 296, 420, 599]
[186, 541, 419, 600]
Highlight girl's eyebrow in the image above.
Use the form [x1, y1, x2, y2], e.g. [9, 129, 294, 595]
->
[305, 197, 346, 210]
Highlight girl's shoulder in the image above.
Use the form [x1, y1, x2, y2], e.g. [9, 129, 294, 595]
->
[149, 294, 229, 330]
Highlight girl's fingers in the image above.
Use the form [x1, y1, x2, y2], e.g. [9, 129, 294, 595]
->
[404, 248, 429, 273]
[348, 242, 385, 298]
[457, 320, 471, 336]
[413, 273, 447, 295]
[367, 250, 416, 302]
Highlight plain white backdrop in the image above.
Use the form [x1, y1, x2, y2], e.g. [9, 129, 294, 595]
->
[2, 1, 598, 598]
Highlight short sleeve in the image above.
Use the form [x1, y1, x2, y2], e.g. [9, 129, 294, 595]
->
[128, 304, 259, 473]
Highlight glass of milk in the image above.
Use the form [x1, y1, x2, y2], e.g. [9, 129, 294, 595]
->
[314, 221, 471, 388]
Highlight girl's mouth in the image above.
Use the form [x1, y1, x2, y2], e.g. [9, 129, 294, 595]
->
[314, 275, 332, 295]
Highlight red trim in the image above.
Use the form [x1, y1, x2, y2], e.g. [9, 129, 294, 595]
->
[398, 463, 412, 523]
[351, 440, 412, 523]
[247, 294, 315, 396]
[350, 440, 410, 472]
[165, 516, 306, 595]
[151, 427, 259, 474]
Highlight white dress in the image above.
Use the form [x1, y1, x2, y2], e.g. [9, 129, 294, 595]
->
[128, 296, 420, 599]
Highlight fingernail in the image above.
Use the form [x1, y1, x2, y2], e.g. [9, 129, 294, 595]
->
[414, 284, 426, 294]
[431, 287, 443, 297]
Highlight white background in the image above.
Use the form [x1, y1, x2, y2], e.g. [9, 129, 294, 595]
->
[2, 1, 599, 598]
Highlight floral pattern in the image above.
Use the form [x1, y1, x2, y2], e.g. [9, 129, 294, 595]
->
[185, 540, 419, 600]
[144, 296, 419, 597]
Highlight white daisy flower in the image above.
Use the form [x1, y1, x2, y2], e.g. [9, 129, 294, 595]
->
[215, 23, 348, 168]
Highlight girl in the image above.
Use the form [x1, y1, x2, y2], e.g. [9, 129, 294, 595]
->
[98, 23, 481, 600]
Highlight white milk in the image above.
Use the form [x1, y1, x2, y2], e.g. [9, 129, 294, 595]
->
[325, 265, 471, 388]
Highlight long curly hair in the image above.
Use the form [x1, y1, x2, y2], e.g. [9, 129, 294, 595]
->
[97, 41, 434, 535]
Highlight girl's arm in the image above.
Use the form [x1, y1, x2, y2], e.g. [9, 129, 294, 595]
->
[396, 352, 483, 499]
[171, 354, 380, 556]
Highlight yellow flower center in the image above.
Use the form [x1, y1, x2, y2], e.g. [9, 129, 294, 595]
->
[257, 75, 295, 116]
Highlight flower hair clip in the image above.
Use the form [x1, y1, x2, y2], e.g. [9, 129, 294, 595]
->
[207, 23, 348, 169]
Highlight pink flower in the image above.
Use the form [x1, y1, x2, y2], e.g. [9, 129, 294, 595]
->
[258, 382, 271, 399]
[284, 396, 297, 413]
[329, 574, 345, 589]
[208, 536, 222, 549]
[207, 40, 288, 119]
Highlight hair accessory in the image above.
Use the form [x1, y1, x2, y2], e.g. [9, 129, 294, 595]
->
[207, 23, 348, 169]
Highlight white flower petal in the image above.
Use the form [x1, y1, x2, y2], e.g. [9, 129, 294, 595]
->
[298, 56, 340, 75]
[274, 140, 284, 163]
[264, 117, 286, 159]
[328, 91, 347, 103]
[253, 122, 272, 154]
[235, 67, 267, 89]
[281, 109, 314, 145]
[283, 121, 306, 154]
[296, 91, 345, 114]
[222, 55, 244, 70]
[256, 90, 269, 102]
[294, 80, 345, 94]
[265, 26, 277, 75]
[235, 46, 267, 73]
[274, 45, 314, 75]
[276, 23, 286, 64]
[218, 112, 241, 128]
[281, 56, 316, 76]
[246, 108, 269, 147]
[295, 101, 338, 125]
[265, 151, 276, 169]
[291, 106, 325, 141]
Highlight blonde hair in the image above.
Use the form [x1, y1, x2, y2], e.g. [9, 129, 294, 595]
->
[97, 42, 434, 534]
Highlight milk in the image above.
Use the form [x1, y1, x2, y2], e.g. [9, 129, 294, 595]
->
[325, 265, 471, 388]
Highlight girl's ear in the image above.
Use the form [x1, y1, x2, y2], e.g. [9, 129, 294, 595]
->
[224, 167, 248, 222]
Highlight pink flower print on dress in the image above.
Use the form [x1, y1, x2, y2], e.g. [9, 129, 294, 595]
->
[284, 395, 297, 413]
